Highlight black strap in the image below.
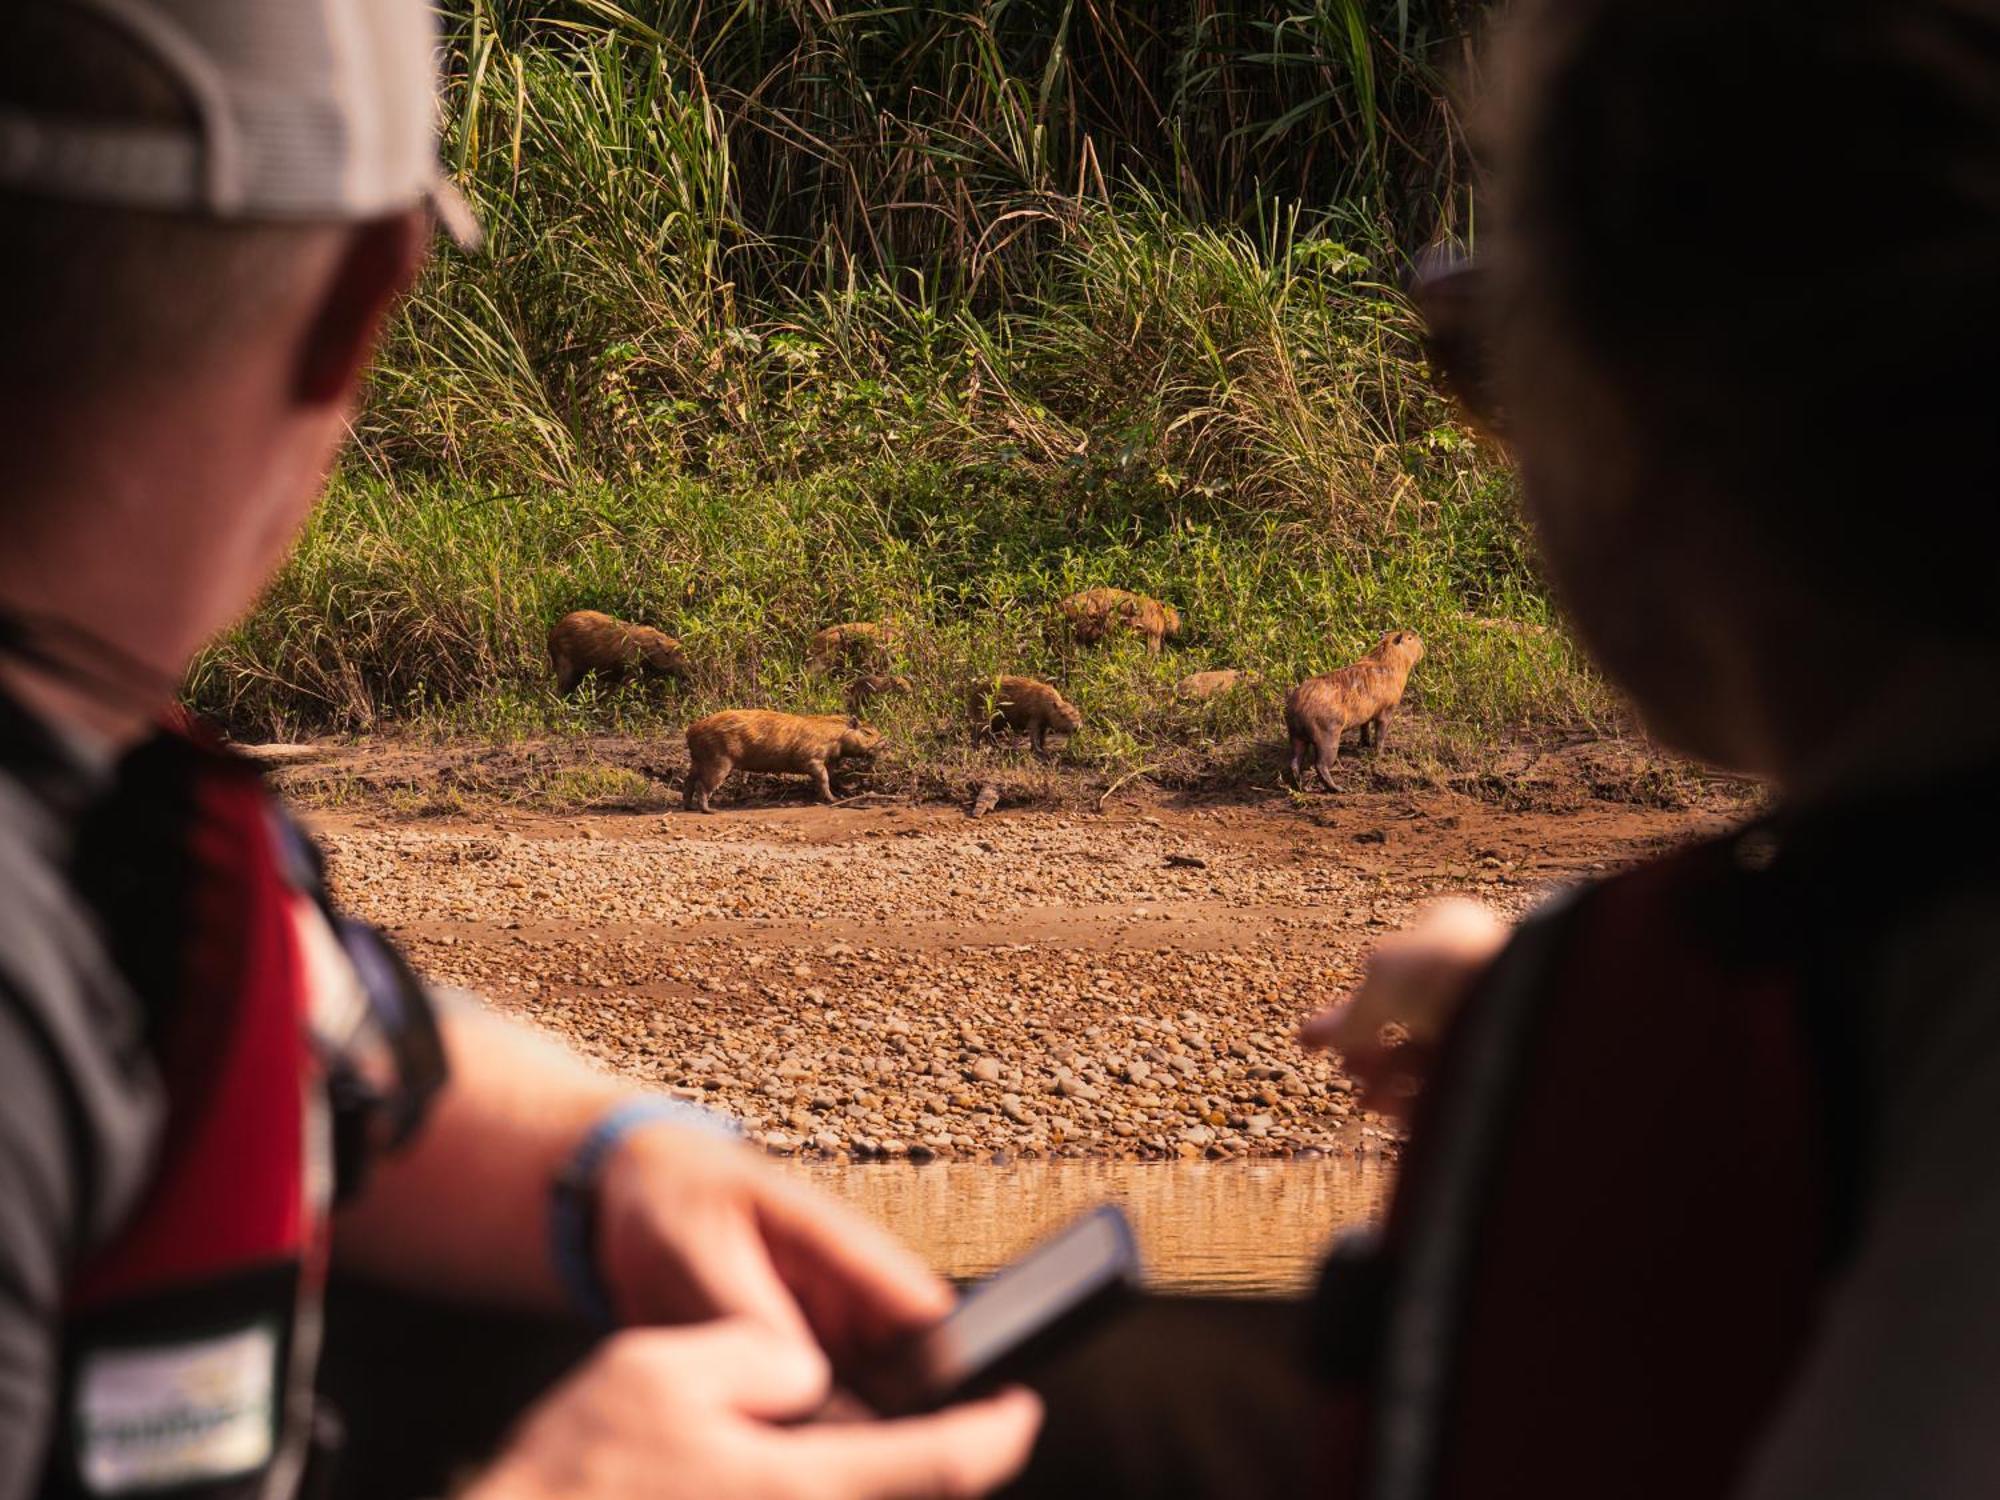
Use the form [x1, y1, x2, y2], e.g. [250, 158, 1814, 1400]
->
[0, 609, 178, 720]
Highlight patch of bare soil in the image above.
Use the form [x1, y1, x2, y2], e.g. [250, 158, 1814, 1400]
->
[302, 736, 1758, 1162]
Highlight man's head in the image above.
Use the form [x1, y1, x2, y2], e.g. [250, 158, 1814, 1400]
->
[0, 0, 463, 736]
[1481, 0, 2000, 775]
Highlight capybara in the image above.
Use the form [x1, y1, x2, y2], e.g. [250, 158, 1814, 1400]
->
[973, 676, 1083, 757]
[548, 610, 689, 696]
[1284, 630, 1424, 791]
[1175, 668, 1260, 702]
[806, 620, 901, 673]
[683, 710, 883, 811]
[1057, 588, 1182, 653]
[845, 672, 913, 713]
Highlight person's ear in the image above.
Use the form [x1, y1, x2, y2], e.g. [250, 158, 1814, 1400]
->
[295, 210, 428, 406]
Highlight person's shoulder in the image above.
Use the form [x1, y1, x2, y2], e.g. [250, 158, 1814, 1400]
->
[0, 775, 164, 1254]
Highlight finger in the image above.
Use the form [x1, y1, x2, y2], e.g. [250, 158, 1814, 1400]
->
[778, 1388, 1044, 1500]
[674, 1206, 819, 1345]
[621, 1319, 831, 1422]
[758, 1178, 954, 1348]
[1298, 999, 1352, 1051]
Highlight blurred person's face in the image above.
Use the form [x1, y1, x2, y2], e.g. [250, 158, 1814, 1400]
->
[0, 209, 427, 737]
[1496, 307, 1776, 775]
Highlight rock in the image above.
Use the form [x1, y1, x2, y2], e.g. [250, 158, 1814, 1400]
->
[907, 1143, 937, 1164]
[969, 1057, 1003, 1084]
[1180, 1124, 1215, 1148]
[999, 1095, 1033, 1125]
[813, 1131, 843, 1155]
[1055, 1077, 1101, 1103]
[763, 1132, 797, 1155]
[1164, 853, 1207, 869]
[969, 782, 1001, 819]
[1122, 1059, 1151, 1085]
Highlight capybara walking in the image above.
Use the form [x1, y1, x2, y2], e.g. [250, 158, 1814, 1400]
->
[1057, 588, 1182, 653]
[845, 673, 913, 713]
[548, 610, 689, 696]
[683, 710, 884, 811]
[807, 621, 900, 673]
[1175, 668, 1259, 702]
[973, 676, 1083, 756]
[1284, 630, 1424, 791]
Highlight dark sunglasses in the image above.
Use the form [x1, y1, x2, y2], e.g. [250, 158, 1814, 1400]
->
[1411, 254, 1506, 438]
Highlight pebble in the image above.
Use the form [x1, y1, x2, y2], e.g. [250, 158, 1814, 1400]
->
[304, 795, 1588, 1161]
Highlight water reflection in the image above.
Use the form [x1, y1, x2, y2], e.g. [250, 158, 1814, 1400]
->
[783, 1158, 1394, 1297]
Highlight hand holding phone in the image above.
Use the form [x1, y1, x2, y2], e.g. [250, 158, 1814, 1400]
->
[841, 1204, 1142, 1417]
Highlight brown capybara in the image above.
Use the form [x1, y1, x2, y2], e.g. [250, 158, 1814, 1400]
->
[683, 710, 884, 811]
[806, 621, 901, 673]
[845, 673, 913, 713]
[973, 676, 1083, 757]
[1175, 668, 1260, 702]
[1057, 588, 1182, 654]
[1284, 630, 1425, 791]
[548, 610, 689, 696]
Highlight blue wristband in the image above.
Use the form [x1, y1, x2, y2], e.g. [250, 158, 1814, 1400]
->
[548, 1096, 740, 1328]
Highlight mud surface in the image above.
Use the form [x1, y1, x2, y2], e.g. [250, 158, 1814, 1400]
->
[306, 738, 1756, 1162]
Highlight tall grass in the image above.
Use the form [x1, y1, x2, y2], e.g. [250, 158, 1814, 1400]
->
[199, 1, 1611, 766]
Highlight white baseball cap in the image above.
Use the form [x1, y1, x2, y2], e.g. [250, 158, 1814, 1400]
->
[0, 0, 480, 246]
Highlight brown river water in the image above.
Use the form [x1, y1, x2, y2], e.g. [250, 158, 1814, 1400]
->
[783, 1158, 1394, 1297]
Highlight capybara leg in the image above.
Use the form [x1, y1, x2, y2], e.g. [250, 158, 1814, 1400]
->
[1371, 708, 1394, 753]
[685, 759, 727, 813]
[1312, 730, 1341, 793]
[810, 759, 835, 803]
[1289, 732, 1312, 789]
[1032, 724, 1051, 758]
[553, 659, 579, 696]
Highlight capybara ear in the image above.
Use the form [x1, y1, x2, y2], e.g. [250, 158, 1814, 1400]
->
[847, 714, 861, 728]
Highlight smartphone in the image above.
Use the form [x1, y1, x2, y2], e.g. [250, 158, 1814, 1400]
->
[844, 1203, 1142, 1416]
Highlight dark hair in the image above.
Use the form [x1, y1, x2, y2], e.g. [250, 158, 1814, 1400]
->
[1487, 0, 2000, 635]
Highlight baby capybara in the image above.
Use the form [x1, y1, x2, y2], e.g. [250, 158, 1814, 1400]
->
[1284, 630, 1424, 791]
[807, 621, 900, 673]
[974, 676, 1083, 757]
[1057, 588, 1182, 653]
[845, 673, 913, 713]
[548, 610, 688, 696]
[683, 710, 884, 811]
[1175, 668, 1259, 702]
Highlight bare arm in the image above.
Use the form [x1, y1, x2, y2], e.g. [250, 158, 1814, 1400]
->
[331, 1000, 623, 1312]
[330, 1000, 951, 1354]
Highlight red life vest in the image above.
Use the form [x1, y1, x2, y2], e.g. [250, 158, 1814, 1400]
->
[1315, 813, 1879, 1500]
[43, 729, 442, 1499]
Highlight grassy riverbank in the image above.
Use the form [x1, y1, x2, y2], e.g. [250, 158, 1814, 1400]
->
[189, 1, 1616, 771]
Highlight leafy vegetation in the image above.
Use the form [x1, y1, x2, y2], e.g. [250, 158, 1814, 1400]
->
[195, 1, 1617, 771]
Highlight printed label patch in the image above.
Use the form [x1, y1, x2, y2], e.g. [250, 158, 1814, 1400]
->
[76, 1324, 277, 1494]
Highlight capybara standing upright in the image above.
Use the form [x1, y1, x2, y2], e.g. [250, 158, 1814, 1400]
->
[806, 621, 901, 673]
[683, 710, 884, 811]
[1057, 588, 1182, 653]
[1284, 630, 1424, 791]
[973, 676, 1083, 757]
[548, 610, 689, 696]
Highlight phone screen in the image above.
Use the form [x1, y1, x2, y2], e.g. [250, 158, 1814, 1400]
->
[846, 1204, 1141, 1415]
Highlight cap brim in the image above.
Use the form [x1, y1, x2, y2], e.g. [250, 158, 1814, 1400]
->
[426, 176, 483, 252]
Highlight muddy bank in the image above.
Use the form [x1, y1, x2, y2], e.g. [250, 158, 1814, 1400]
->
[309, 747, 1754, 1161]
